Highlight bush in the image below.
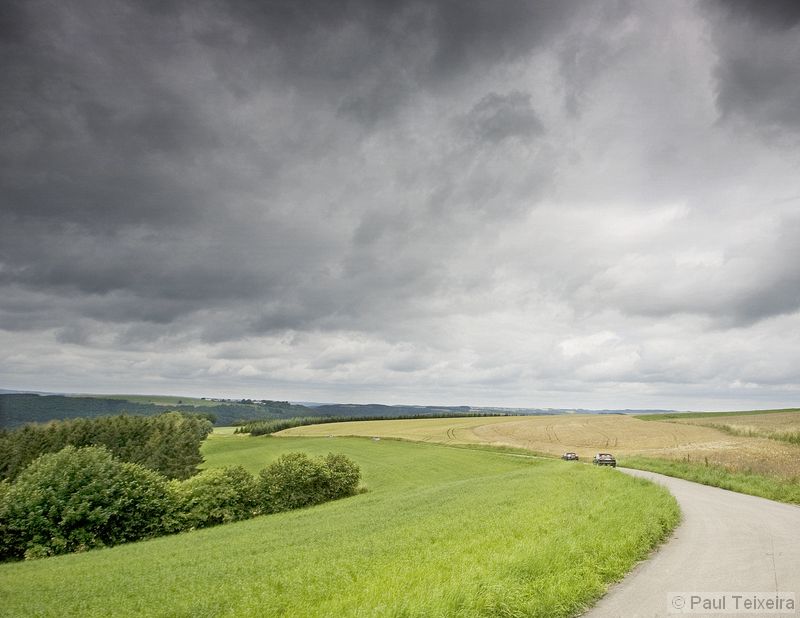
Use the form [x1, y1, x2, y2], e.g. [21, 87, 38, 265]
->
[259, 452, 361, 513]
[0, 446, 175, 559]
[321, 453, 361, 500]
[0, 446, 362, 562]
[173, 466, 260, 530]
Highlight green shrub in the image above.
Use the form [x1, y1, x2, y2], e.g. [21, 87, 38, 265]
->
[0, 446, 174, 560]
[258, 452, 361, 513]
[1, 446, 361, 562]
[173, 466, 260, 530]
[321, 453, 361, 500]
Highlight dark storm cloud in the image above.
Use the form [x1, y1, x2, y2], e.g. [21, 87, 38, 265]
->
[425, 0, 579, 78]
[708, 0, 800, 133]
[194, 0, 583, 123]
[714, 0, 800, 30]
[215, 0, 579, 78]
[0, 2, 223, 230]
[0, 0, 582, 336]
[3, 0, 800, 408]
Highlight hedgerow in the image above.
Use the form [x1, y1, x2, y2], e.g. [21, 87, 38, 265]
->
[235, 412, 508, 436]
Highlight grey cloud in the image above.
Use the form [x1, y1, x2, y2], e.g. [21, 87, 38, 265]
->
[707, 0, 800, 134]
[3, 0, 800, 409]
[461, 91, 544, 143]
[194, 0, 584, 124]
[714, 0, 800, 31]
[714, 52, 800, 134]
[575, 214, 800, 326]
[556, 1, 635, 116]
[426, 1, 581, 79]
[79, 98, 220, 157]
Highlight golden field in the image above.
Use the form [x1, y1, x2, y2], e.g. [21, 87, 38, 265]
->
[678, 411, 800, 435]
[280, 412, 800, 479]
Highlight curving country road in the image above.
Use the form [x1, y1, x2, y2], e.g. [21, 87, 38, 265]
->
[584, 468, 800, 618]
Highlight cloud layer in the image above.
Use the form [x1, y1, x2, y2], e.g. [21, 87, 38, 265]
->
[2, 0, 800, 408]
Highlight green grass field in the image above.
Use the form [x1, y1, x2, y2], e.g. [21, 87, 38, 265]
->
[0, 435, 679, 617]
[635, 408, 800, 421]
[81, 393, 220, 407]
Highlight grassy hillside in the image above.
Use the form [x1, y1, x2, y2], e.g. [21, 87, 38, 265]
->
[83, 393, 220, 407]
[0, 435, 678, 617]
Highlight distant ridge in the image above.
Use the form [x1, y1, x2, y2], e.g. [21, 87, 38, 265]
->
[0, 390, 683, 430]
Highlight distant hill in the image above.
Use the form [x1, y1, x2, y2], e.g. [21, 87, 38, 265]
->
[0, 392, 680, 429]
[0, 395, 485, 429]
[0, 394, 311, 429]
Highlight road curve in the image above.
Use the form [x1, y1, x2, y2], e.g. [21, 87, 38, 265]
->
[584, 468, 800, 618]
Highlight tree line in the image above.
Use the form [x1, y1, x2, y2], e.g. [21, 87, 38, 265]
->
[0, 412, 213, 481]
[235, 412, 511, 436]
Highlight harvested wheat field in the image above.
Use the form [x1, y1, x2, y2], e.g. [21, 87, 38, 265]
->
[281, 413, 800, 479]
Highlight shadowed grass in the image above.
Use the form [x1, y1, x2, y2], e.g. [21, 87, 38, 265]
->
[0, 436, 679, 617]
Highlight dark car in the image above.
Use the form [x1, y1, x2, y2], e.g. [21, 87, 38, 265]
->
[592, 453, 616, 467]
[561, 452, 579, 461]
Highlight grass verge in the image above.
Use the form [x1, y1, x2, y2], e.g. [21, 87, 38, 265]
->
[620, 456, 800, 505]
[0, 436, 679, 617]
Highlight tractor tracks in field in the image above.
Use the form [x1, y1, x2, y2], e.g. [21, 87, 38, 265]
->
[544, 424, 562, 444]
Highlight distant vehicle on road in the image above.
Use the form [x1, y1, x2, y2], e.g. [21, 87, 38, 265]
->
[561, 452, 579, 461]
[593, 453, 617, 467]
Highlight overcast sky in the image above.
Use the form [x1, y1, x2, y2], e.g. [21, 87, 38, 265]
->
[2, 0, 800, 409]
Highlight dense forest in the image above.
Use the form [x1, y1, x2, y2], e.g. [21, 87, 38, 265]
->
[0, 412, 213, 481]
